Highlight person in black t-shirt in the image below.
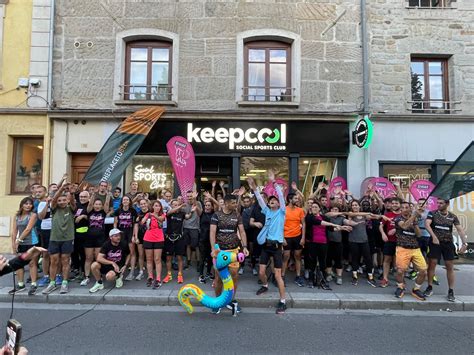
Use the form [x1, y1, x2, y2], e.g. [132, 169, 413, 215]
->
[89, 228, 130, 293]
[249, 192, 268, 278]
[198, 193, 219, 283]
[162, 200, 186, 284]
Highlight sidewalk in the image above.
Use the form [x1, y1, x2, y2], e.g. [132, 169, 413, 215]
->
[1, 261, 473, 312]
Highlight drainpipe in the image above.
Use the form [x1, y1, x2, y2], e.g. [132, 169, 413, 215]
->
[47, 0, 55, 107]
[360, 0, 371, 177]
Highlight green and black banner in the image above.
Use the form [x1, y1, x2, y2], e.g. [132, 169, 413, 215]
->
[82, 106, 165, 188]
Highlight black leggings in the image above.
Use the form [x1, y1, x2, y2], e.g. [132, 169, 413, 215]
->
[306, 243, 328, 272]
[198, 240, 213, 276]
[349, 242, 373, 275]
[327, 241, 343, 270]
[71, 233, 86, 273]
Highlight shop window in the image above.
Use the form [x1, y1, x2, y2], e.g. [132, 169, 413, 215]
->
[125, 156, 175, 195]
[124, 41, 172, 101]
[243, 41, 292, 102]
[410, 57, 449, 113]
[298, 158, 337, 198]
[407, 0, 452, 8]
[11, 137, 43, 194]
[382, 164, 432, 202]
[240, 157, 289, 188]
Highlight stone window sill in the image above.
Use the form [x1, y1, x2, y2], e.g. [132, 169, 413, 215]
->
[114, 100, 177, 107]
[237, 101, 299, 108]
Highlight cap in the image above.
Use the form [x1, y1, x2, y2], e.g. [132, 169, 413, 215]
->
[109, 228, 122, 237]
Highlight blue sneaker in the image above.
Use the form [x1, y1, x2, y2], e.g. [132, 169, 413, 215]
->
[37, 276, 50, 287]
[55, 275, 63, 286]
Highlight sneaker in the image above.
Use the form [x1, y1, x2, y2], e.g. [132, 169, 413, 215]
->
[89, 281, 104, 293]
[351, 276, 358, 286]
[28, 285, 38, 296]
[199, 275, 206, 284]
[163, 273, 173, 284]
[276, 301, 287, 314]
[423, 285, 433, 297]
[207, 272, 215, 280]
[379, 279, 389, 288]
[252, 267, 258, 276]
[60, 283, 69, 294]
[37, 276, 50, 287]
[152, 279, 162, 289]
[146, 277, 153, 287]
[408, 270, 418, 280]
[238, 267, 244, 275]
[295, 276, 305, 287]
[8, 284, 26, 295]
[256, 286, 269, 295]
[211, 308, 221, 314]
[115, 275, 123, 288]
[411, 288, 426, 301]
[432, 275, 440, 285]
[80, 277, 90, 286]
[394, 287, 405, 299]
[226, 300, 241, 315]
[336, 277, 343, 285]
[177, 273, 184, 284]
[304, 269, 310, 280]
[345, 265, 352, 272]
[135, 271, 144, 281]
[447, 290, 455, 302]
[55, 275, 63, 286]
[326, 275, 333, 282]
[357, 267, 363, 275]
[125, 272, 134, 281]
[42, 282, 58, 295]
[367, 278, 377, 288]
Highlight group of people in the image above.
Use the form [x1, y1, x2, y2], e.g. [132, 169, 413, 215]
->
[9, 172, 468, 314]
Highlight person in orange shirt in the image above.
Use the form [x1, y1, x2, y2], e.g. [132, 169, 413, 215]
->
[282, 193, 306, 286]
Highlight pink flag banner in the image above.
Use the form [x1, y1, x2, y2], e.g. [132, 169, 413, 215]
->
[329, 177, 347, 198]
[360, 177, 375, 197]
[410, 179, 438, 211]
[166, 136, 196, 196]
[263, 178, 288, 198]
[371, 177, 397, 199]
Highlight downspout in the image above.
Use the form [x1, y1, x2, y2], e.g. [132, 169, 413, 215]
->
[360, 0, 371, 177]
[47, 0, 55, 181]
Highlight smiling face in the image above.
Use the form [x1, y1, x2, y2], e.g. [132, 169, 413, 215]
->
[57, 195, 68, 208]
[139, 199, 149, 212]
[121, 195, 131, 208]
[351, 201, 360, 213]
[93, 199, 103, 211]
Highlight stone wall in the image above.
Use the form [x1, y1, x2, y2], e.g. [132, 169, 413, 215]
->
[52, 0, 363, 112]
[368, 0, 474, 115]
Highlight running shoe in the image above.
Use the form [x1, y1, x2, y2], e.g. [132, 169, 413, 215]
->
[411, 288, 426, 301]
[80, 277, 90, 286]
[37, 276, 50, 287]
[8, 284, 26, 295]
[304, 269, 310, 280]
[146, 278, 153, 287]
[115, 275, 124, 288]
[351, 276, 358, 286]
[198, 275, 206, 284]
[432, 275, 440, 285]
[256, 286, 269, 295]
[226, 300, 241, 315]
[423, 285, 433, 297]
[42, 282, 58, 295]
[367, 278, 377, 288]
[152, 279, 162, 289]
[135, 271, 144, 281]
[326, 275, 333, 282]
[357, 267, 363, 275]
[238, 267, 244, 275]
[336, 277, 343, 285]
[379, 279, 389, 288]
[275, 301, 287, 315]
[447, 289, 455, 302]
[125, 272, 135, 281]
[55, 275, 63, 286]
[345, 265, 352, 272]
[295, 276, 305, 287]
[89, 282, 104, 293]
[28, 284, 38, 296]
[60, 282, 69, 294]
[394, 287, 405, 299]
[163, 273, 173, 284]
[211, 308, 221, 314]
[408, 270, 418, 280]
[177, 273, 184, 284]
[252, 267, 258, 276]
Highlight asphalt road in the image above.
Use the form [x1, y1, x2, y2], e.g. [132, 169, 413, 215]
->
[1, 304, 473, 354]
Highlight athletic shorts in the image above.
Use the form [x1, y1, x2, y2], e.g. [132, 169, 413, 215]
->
[84, 236, 105, 249]
[100, 264, 118, 276]
[143, 241, 164, 250]
[396, 247, 427, 271]
[164, 236, 187, 256]
[428, 241, 456, 261]
[383, 241, 397, 257]
[184, 229, 199, 248]
[17, 244, 39, 254]
[418, 237, 430, 254]
[40, 229, 51, 249]
[48, 240, 74, 255]
[283, 235, 303, 251]
[259, 242, 283, 269]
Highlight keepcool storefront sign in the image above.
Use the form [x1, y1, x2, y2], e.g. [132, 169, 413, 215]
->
[138, 120, 349, 155]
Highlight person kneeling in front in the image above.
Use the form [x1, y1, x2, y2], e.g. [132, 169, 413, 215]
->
[89, 228, 130, 293]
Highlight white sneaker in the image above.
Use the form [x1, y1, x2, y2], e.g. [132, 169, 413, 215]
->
[238, 267, 244, 275]
[115, 275, 123, 288]
[135, 271, 144, 281]
[80, 277, 90, 286]
[89, 282, 104, 293]
[252, 267, 258, 276]
[125, 272, 134, 281]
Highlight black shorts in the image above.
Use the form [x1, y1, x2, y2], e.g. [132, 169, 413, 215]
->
[383, 241, 397, 257]
[100, 264, 118, 276]
[48, 240, 74, 255]
[17, 244, 39, 254]
[164, 236, 187, 256]
[184, 229, 199, 248]
[143, 241, 164, 250]
[259, 241, 283, 269]
[418, 237, 430, 254]
[40, 229, 51, 249]
[122, 229, 134, 244]
[283, 235, 303, 251]
[84, 236, 105, 249]
[428, 241, 456, 261]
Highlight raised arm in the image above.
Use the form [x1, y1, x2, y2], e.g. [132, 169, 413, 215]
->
[247, 177, 266, 210]
[275, 183, 286, 211]
[51, 183, 67, 210]
[204, 191, 219, 211]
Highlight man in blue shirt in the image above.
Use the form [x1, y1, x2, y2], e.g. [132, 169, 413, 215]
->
[112, 187, 122, 212]
[247, 177, 287, 314]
